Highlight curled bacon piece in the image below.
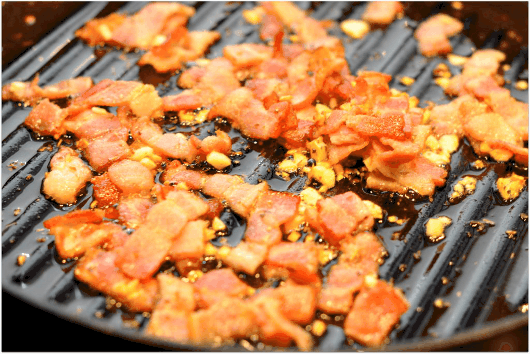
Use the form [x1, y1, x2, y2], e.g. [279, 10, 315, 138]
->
[2, 76, 93, 104]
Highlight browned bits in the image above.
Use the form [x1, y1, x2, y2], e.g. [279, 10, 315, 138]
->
[16, 254, 27, 266]
[399, 76, 415, 86]
[433, 63, 451, 78]
[24, 14, 36, 26]
[13, 208, 21, 216]
[441, 276, 449, 285]
[505, 230, 517, 240]
[515, 80, 528, 91]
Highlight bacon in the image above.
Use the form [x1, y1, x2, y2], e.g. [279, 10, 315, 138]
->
[487, 91, 529, 141]
[24, 99, 68, 139]
[91, 173, 121, 207]
[146, 273, 195, 342]
[362, 1, 403, 25]
[193, 268, 253, 309]
[271, 280, 317, 325]
[63, 108, 123, 140]
[44, 209, 127, 259]
[117, 197, 154, 229]
[250, 295, 313, 350]
[429, 95, 480, 138]
[82, 131, 131, 172]
[222, 241, 269, 275]
[164, 189, 209, 219]
[208, 87, 286, 140]
[114, 199, 190, 279]
[138, 29, 220, 73]
[190, 130, 232, 158]
[89, 2, 196, 50]
[74, 249, 158, 312]
[264, 242, 319, 284]
[311, 192, 374, 246]
[163, 58, 240, 111]
[168, 220, 208, 266]
[463, 112, 526, 163]
[189, 297, 258, 345]
[42, 147, 93, 205]
[107, 159, 155, 196]
[73, 79, 163, 118]
[245, 192, 300, 245]
[2, 76, 93, 103]
[344, 280, 409, 347]
[224, 43, 273, 69]
[414, 14, 463, 57]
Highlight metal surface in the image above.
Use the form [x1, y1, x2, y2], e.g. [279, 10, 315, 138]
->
[2, 1, 528, 351]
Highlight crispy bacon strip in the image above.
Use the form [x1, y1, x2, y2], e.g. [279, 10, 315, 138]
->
[362, 1, 404, 25]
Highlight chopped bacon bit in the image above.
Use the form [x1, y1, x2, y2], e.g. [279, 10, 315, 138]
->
[83, 131, 131, 172]
[251, 294, 313, 350]
[107, 159, 155, 197]
[115, 199, 190, 279]
[73, 79, 163, 118]
[193, 268, 253, 309]
[222, 241, 269, 275]
[272, 280, 317, 325]
[414, 14, 463, 57]
[91, 173, 121, 208]
[63, 108, 123, 140]
[344, 280, 409, 347]
[362, 1, 404, 25]
[168, 220, 208, 265]
[74, 249, 159, 312]
[45, 209, 126, 259]
[146, 273, 195, 342]
[43, 147, 93, 205]
[265, 242, 319, 284]
[75, 13, 127, 46]
[189, 297, 258, 345]
[224, 44, 273, 69]
[24, 99, 68, 139]
[2, 76, 93, 103]
[117, 197, 154, 229]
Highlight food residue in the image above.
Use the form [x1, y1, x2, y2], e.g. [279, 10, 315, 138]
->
[425, 216, 452, 243]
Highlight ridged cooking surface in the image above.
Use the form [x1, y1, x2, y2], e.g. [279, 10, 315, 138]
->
[2, 2, 528, 351]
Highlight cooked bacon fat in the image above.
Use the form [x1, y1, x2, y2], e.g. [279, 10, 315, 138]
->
[2, 76, 93, 104]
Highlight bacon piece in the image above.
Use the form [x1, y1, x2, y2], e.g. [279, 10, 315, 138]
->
[414, 14, 463, 57]
[164, 189, 209, 219]
[189, 297, 258, 345]
[74, 79, 163, 118]
[138, 29, 220, 73]
[193, 268, 253, 309]
[344, 280, 409, 347]
[91, 173, 121, 208]
[75, 13, 127, 46]
[42, 147, 93, 205]
[44, 209, 126, 259]
[74, 249, 158, 312]
[222, 241, 269, 275]
[429, 95, 480, 138]
[224, 43, 273, 69]
[82, 131, 132, 172]
[115, 199, 190, 279]
[168, 220, 208, 266]
[107, 159, 155, 196]
[250, 294, 313, 350]
[190, 130, 232, 158]
[146, 274, 195, 342]
[208, 87, 286, 140]
[2, 76, 93, 103]
[272, 280, 317, 325]
[362, 1, 403, 25]
[109, 3, 195, 49]
[318, 232, 385, 314]
[117, 197, 154, 228]
[163, 58, 240, 111]
[63, 108, 123, 140]
[463, 112, 526, 163]
[311, 192, 374, 246]
[245, 192, 300, 245]
[24, 99, 68, 139]
[264, 242, 319, 284]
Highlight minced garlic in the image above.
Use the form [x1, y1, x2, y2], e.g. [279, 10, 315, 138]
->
[425, 216, 452, 243]
[497, 173, 526, 200]
[207, 151, 232, 170]
[340, 19, 370, 39]
[450, 176, 477, 201]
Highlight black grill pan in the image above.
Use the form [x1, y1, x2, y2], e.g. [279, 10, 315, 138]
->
[2, 2, 528, 351]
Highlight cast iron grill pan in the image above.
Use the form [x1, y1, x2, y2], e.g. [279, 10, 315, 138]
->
[2, 2, 528, 351]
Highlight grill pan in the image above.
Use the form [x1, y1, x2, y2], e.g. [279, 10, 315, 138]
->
[2, 1, 528, 351]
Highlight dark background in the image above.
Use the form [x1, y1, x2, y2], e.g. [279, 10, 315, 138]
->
[2, 1, 528, 352]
